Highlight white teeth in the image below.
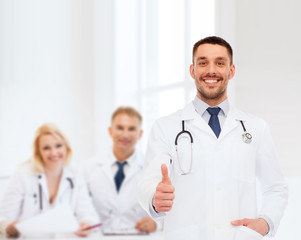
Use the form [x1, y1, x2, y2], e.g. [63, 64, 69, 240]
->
[205, 80, 217, 83]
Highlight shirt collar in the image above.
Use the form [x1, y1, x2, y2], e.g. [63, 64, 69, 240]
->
[34, 166, 73, 180]
[109, 149, 137, 167]
[192, 96, 229, 117]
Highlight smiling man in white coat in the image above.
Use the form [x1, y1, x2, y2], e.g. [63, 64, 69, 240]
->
[138, 36, 288, 240]
[83, 106, 157, 234]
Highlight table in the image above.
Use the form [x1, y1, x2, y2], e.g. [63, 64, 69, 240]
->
[0, 231, 164, 240]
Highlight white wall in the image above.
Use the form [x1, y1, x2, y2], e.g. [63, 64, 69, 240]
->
[216, 0, 301, 176]
[216, 0, 300, 239]
[0, 0, 96, 174]
[1, 1, 299, 176]
[92, 0, 116, 156]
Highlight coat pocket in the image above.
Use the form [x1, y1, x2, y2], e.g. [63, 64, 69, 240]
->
[235, 226, 263, 240]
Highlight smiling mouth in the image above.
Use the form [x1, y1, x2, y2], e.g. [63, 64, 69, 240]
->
[204, 79, 218, 83]
[49, 157, 62, 161]
[203, 78, 221, 85]
[202, 75, 223, 85]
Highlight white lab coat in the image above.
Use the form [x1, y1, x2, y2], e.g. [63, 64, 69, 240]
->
[83, 151, 151, 231]
[0, 161, 99, 235]
[139, 102, 288, 240]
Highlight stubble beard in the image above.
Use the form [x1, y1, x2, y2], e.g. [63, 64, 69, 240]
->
[197, 85, 226, 101]
[196, 76, 228, 102]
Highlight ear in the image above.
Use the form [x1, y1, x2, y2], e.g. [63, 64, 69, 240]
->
[108, 127, 112, 138]
[229, 64, 235, 79]
[189, 64, 195, 79]
[138, 129, 143, 140]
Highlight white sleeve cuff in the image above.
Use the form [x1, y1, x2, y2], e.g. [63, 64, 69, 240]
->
[148, 199, 166, 220]
[0, 219, 11, 236]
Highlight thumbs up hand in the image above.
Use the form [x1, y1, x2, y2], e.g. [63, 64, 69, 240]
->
[152, 164, 175, 212]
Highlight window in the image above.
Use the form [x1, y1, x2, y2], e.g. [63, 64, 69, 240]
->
[114, 0, 215, 150]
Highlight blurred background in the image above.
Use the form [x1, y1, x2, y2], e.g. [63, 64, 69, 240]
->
[0, 0, 300, 239]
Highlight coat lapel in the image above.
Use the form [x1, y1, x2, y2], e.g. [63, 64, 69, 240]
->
[36, 173, 49, 207]
[100, 152, 116, 188]
[56, 167, 73, 202]
[122, 152, 143, 186]
[180, 102, 213, 136]
[180, 102, 247, 140]
[219, 106, 247, 140]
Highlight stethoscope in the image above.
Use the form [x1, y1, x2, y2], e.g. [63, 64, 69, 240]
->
[175, 121, 193, 175]
[239, 120, 252, 144]
[174, 120, 252, 175]
[35, 175, 74, 210]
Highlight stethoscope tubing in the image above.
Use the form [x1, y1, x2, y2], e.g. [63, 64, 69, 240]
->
[174, 119, 252, 175]
[175, 120, 252, 145]
[239, 120, 252, 143]
[39, 183, 43, 210]
[38, 176, 74, 211]
[175, 120, 193, 146]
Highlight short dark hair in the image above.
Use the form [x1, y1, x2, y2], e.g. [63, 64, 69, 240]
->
[192, 36, 233, 64]
[111, 106, 142, 125]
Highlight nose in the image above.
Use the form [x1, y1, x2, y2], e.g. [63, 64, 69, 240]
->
[207, 63, 217, 75]
[121, 130, 130, 139]
[50, 147, 58, 156]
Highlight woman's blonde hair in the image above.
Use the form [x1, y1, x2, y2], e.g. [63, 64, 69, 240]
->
[32, 123, 72, 173]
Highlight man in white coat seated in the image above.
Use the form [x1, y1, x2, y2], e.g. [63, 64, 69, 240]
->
[83, 106, 157, 234]
[138, 36, 288, 240]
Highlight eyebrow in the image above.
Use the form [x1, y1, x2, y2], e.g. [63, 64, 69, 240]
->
[116, 124, 137, 129]
[196, 57, 207, 62]
[195, 56, 228, 64]
[196, 56, 227, 61]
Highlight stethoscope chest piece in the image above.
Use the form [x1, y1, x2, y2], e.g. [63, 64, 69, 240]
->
[239, 120, 252, 144]
[242, 132, 252, 143]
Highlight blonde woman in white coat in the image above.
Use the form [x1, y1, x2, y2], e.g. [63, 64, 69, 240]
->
[0, 123, 99, 238]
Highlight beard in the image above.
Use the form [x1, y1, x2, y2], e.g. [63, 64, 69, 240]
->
[196, 74, 228, 101]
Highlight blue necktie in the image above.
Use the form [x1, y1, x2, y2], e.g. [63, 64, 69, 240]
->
[207, 107, 221, 138]
[114, 161, 126, 192]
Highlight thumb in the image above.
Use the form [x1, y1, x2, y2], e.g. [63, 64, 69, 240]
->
[161, 164, 171, 184]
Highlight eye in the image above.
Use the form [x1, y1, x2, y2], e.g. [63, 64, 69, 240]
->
[42, 146, 50, 151]
[117, 126, 124, 130]
[198, 61, 207, 66]
[56, 143, 63, 148]
[129, 127, 137, 132]
[217, 62, 225, 66]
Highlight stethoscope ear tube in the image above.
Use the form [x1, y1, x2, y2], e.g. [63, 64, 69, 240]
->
[175, 120, 194, 175]
[175, 120, 193, 146]
[39, 182, 43, 210]
[66, 177, 74, 189]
